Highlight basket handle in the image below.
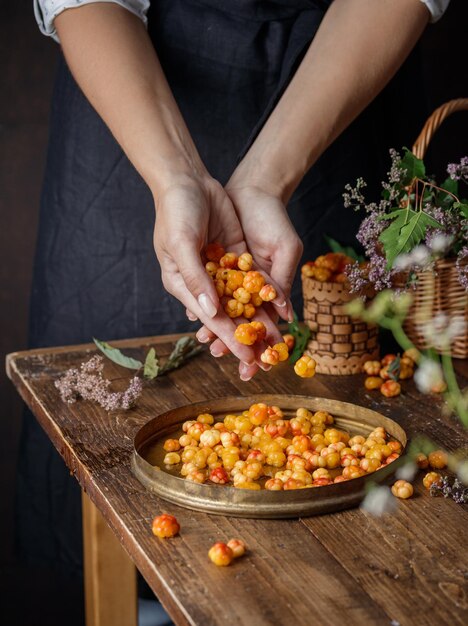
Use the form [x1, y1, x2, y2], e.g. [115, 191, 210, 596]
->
[412, 98, 468, 160]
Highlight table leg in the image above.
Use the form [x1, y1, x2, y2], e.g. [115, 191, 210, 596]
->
[82, 491, 138, 626]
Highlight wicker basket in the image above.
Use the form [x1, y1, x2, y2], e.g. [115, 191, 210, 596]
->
[302, 277, 379, 375]
[403, 98, 468, 358]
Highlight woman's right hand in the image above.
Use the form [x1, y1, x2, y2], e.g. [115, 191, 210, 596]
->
[153, 174, 284, 374]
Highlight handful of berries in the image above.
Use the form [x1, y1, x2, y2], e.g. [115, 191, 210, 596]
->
[204, 243, 316, 376]
[162, 403, 402, 490]
[301, 252, 356, 284]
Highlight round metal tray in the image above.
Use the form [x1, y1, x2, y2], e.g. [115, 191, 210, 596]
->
[131, 394, 407, 519]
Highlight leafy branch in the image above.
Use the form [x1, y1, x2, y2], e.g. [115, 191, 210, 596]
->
[93, 336, 203, 380]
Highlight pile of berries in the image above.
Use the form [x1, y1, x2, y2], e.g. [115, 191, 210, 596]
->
[362, 349, 420, 398]
[301, 252, 355, 284]
[204, 243, 277, 320]
[162, 403, 402, 490]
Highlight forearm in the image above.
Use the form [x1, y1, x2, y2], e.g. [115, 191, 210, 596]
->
[232, 0, 429, 202]
[55, 4, 205, 199]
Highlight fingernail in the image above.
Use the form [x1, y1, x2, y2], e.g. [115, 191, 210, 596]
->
[197, 334, 210, 344]
[211, 350, 223, 358]
[240, 373, 252, 382]
[275, 300, 287, 307]
[198, 293, 217, 318]
[259, 363, 271, 372]
[242, 360, 255, 367]
[187, 311, 198, 321]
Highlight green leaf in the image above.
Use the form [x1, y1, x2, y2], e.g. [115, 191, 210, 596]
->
[324, 235, 364, 262]
[399, 148, 425, 184]
[287, 313, 311, 364]
[379, 209, 442, 268]
[454, 201, 468, 220]
[159, 337, 203, 374]
[441, 177, 459, 196]
[143, 348, 160, 379]
[387, 355, 401, 381]
[93, 338, 143, 370]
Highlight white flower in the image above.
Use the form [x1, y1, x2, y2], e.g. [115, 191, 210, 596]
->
[394, 253, 412, 270]
[420, 314, 465, 350]
[414, 358, 444, 394]
[457, 460, 468, 485]
[430, 233, 453, 254]
[396, 462, 417, 481]
[360, 485, 397, 516]
[410, 245, 431, 267]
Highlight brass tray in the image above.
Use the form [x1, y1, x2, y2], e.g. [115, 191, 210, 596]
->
[131, 395, 407, 519]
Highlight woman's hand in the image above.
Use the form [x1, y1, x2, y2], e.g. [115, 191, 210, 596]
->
[153, 174, 285, 375]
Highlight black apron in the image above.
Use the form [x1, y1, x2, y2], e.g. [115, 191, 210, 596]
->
[18, 0, 427, 573]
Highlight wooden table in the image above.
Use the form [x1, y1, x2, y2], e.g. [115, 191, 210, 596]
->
[7, 335, 468, 626]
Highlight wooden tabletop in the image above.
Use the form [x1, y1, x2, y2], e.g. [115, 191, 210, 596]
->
[6, 335, 468, 626]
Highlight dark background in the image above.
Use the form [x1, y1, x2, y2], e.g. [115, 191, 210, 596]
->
[1, 1, 467, 625]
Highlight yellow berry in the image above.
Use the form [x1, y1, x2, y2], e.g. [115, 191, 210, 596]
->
[294, 355, 316, 378]
[391, 479, 413, 499]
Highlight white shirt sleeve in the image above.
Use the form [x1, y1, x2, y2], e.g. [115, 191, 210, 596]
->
[419, 0, 451, 22]
[34, 0, 150, 42]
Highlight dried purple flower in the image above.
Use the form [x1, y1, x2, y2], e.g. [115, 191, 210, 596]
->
[55, 355, 143, 411]
[430, 475, 468, 504]
[447, 156, 468, 182]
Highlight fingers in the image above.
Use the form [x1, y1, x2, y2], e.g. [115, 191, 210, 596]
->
[175, 244, 220, 318]
[162, 270, 257, 365]
[269, 237, 303, 320]
[239, 361, 260, 382]
[186, 308, 198, 321]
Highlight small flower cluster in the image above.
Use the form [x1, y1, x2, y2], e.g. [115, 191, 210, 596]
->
[429, 475, 468, 504]
[55, 355, 143, 411]
[447, 156, 468, 183]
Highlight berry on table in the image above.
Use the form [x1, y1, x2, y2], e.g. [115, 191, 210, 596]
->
[208, 542, 234, 566]
[227, 539, 246, 558]
[423, 471, 442, 489]
[391, 480, 413, 499]
[365, 376, 383, 390]
[428, 450, 448, 469]
[151, 514, 180, 538]
[381, 354, 397, 366]
[380, 380, 401, 398]
[415, 453, 429, 469]
[363, 360, 381, 376]
[294, 355, 316, 378]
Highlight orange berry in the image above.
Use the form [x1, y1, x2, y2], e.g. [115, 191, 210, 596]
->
[399, 365, 414, 380]
[415, 453, 428, 469]
[259, 284, 277, 302]
[243, 303, 256, 319]
[237, 252, 253, 271]
[313, 267, 332, 282]
[265, 478, 283, 491]
[391, 479, 413, 499]
[386, 452, 400, 464]
[234, 323, 258, 346]
[261, 348, 280, 366]
[219, 252, 238, 269]
[380, 380, 401, 398]
[403, 348, 420, 364]
[334, 273, 348, 284]
[163, 439, 181, 452]
[423, 471, 442, 489]
[151, 514, 180, 538]
[283, 478, 306, 490]
[250, 292, 263, 307]
[381, 354, 397, 366]
[294, 355, 316, 378]
[227, 539, 246, 558]
[272, 342, 289, 362]
[282, 334, 295, 351]
[243, 271, 265, 293]
[205, 242, 225, 263]
[233, 287, 251, 304]
[226, 270, 245, 291]
[214, 279, 225, 297]
[428, 450, 448, 469]
[208, 542, 234, 566]
[365, 376, 383, 390]
[205, 261, 219, 277]
[249, 403, 269, 426]
[225, 299, 244, 318]
[363, 360, 381, 376]
[209, 467, 230, 484]
[249, 321, 266, 342]
[163, 452, 181, 465]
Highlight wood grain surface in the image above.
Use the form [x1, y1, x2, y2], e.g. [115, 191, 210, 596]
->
[6, 335, 468, 626]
